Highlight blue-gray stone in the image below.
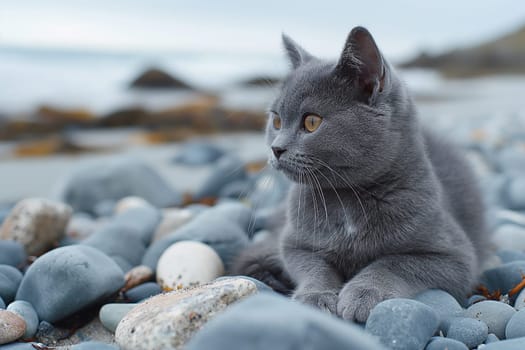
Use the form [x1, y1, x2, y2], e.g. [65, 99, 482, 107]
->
[215, 276, 273, 293]
[99, 303, 136, 333]
[414, 289, 463, 330]
[57, 157, 182, 215]
[0, 343, 36, 349]
[111, 205, 162, 245]
[425, 337, 468, 350]
[464, 301, 516, 339]
[497, 147, 525, 175]
[186, 293, 386, 350]
[124, 282, 161, 302]
[173, 142, 225, 166]
[467, 294, 487, 307]
[82, 224, 146, 269]
[71, 341, 119, 350]
[481, 261, 525, 294]
[193, 155, 248, 200]
[16, 245, 125, 323]
[486, 333, 500, 343]
[365, 298, 439, 350]
[142, 204, 249, 270]
[445, 317, 488, 348]
[219, 180, 253, 199]
[498, 250, 525, 263]
[7, 300, 39, 339]
[0, 265, 23, 304]
[505, 308, 525, 339]
[0, 296, 4, 309]
[514, 288, 525, 310]
[93, 200, 116, 218]
[483, 337, 525, 349]
[0, 241, 26, 268]
[501, 176, 525, 210]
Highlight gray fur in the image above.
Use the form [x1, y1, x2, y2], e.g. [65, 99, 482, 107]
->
[260, 26, 489, 322]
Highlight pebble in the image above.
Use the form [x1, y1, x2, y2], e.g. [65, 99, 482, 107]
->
[218, 179, 253, 199]
[114, 196, 151, 214]
[0, 198, 72, 256]
[365, 298, 439, 350]
[93, 200, 116, 218]
[445, 317, 488, 348]
[143, 204, 249, 270]
[0, 310, 26, 345]
[152, 208, 194, 242]
[414, 289, 463, 330]
[492, 224, 525, 251]
[57, 157, 182, 215]
[497, 250, 525, 263]
[193, 155, 248, 200]
[0, 241, 26, 268]
[480, 261, 525, 294]
[15, 245, 125, 323]
[425, 337, 468, 350]
[157, 241, 224, 290]
[514, 288, 525, 310]
[0, 265, 23, 304]
[0, 343, 36, 349]
[65, 213, 100, 239]
[99, 303, 137, 333]
[505, 308, 525, 339]
[187, 292, 385, 350]
[0, 296, 5, 309]
[486, 333, 500, 343]
[122, 265, 154, 291]
[115, 277, 259, 350]
[71, 341, 119, 350]
[6, 301, 39, 340]
[110, 205, 162, 245]
[124, 282, 162, 303]
[464, 301, 516, 339]
[483, 337, 525, 349]
[173, 141, 226, 166]
[467, 294, 487, 307]
[501, 176, 525, 210]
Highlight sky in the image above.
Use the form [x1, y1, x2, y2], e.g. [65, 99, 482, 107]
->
[1, 0, 525, 61]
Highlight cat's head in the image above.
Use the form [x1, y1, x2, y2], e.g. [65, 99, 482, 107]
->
[266, 26, 410, 187]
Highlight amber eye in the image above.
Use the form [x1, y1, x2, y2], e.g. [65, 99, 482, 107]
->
[272, 114, 282, 130]
[304, 114, 322, 132]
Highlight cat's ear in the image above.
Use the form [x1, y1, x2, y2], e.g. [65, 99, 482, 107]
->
[282, 33, 313, 69]
[336, 26, 386, 103]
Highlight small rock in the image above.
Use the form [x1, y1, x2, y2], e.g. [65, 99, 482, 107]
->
[152, 208, 194, 242]
[173, 142, 226, 166]
[493, 225, 525, 251]
[115, 277, 259, 350]
[505, 308, 525, 339]
[365, 298, 439, 350]
[71, 341, 119, 350]
[157, 241, 224, 290]
[480, 261, 525, 294]
[0, 296, 5, 309]
[464, 300, 516, 339]
[445, 317, 488, 348]
[65, 213, 99, 239]
[187, 292, 385, 350]
[193, 155, 248, 200]
[414, 289, 463, 330]
[425, 337, 468, 350]
[115, 196, 151, 214]
[16, 245, 125, 323]
[0, 310, 26, 345]
[0, 265, 23, 304]
[6, 301, 39, 340]
[110, 205, 162, 245]
[123, 265, 154, 291]
[498, 250, 525, 263]
[514, 288, 525, 310]
[218, 179, 253, 199]
[501, 176, 525, 210]
[486, 333, 500, 343]
[0, 198, 72, 256]
[93, 200, 116, 218]
[483, 337, 525, 349]
[99, 303, 136, 333]
[124, 282, 162, 303]
[130, 67, 193, 89]
[0, 342, 36, 349]
[57, 158, 182, 215]
[0, 241, 26, 268]
[467, 295, 487, 307]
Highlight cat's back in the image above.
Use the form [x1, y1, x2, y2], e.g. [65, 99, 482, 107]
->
[422, 128, 490, 261]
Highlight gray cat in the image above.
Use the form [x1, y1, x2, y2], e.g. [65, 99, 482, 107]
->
[233, 26, 490, 322]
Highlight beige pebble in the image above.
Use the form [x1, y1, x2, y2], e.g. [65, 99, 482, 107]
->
[152, 208, 194, 242]
[0, 310, 26, 345]
[122, 265, 154, 292]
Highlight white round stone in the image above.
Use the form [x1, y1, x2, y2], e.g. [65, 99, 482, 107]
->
[115, 196, 151, 214]
[156, 241, 224, 291]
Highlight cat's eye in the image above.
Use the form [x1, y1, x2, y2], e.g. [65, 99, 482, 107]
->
[304, 114, 322, 132]
[272, 113, 282, 130]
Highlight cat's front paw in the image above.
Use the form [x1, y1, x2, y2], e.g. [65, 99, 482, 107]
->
[337, 285, 389, 323]
[293, 290, 338, 313]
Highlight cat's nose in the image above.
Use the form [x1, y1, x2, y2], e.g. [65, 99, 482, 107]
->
[272, 147, 286, 159]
